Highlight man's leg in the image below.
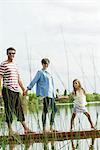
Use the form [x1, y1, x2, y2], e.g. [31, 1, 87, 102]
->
[15, 93, 32, 134]
[2, 87, 14, 135]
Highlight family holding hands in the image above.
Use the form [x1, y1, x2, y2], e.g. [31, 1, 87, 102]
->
[0, 47, 95, 135]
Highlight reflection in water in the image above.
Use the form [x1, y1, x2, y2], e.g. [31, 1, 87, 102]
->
[0, 103, 100, 149]
[71, 138, 95, 150]
[89, 139, 95, 150]
[8, 142, 32, 150]
[7, 141, 56, 150]
[43, 141, 55, 150]
[9, 143, 15, 150]
[0, 138, 99, 150]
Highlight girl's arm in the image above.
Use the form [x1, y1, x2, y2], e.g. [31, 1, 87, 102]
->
[57, 95, 69, 100]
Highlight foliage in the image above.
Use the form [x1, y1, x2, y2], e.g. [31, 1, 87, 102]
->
[26, 93, 42, 113]
[86, 93, 100, 102]
[20, 92, 100, 111]
[56, 93, 100, 103]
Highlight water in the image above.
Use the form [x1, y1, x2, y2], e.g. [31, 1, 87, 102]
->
[0, 103, 100, 150]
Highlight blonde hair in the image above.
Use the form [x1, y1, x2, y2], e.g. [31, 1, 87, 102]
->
[73, 79, 86, 95]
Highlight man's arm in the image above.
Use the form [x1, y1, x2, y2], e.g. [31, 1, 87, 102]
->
[0, 75, 3, 97]
[18, 77, 25, 92]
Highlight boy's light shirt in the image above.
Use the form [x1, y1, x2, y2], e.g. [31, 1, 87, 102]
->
[27, 69, 55, 98]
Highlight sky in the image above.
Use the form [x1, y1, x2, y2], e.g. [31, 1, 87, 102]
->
[0, 0, 100, 94]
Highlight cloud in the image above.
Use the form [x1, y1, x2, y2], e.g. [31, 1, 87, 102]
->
[0, 0, 100, 93]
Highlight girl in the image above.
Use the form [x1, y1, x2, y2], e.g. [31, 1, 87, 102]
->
[70, 79, 95, 131]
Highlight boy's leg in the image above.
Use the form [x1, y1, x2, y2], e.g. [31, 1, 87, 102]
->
[42, 97, 49, 131]
[50, 98, 57, 131]
[42, 112, 47, 131]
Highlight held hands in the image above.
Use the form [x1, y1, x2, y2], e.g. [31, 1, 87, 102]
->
[23, 89, 28, 96]
[0, 92, 2, 98]
[0, 93, 2, 99]
[57, 95, 69, 100]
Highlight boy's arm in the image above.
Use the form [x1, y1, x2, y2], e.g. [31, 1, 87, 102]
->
[24, 71, 41, 96]
[27, 71, 41, 90]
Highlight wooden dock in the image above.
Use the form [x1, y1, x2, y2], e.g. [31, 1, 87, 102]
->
[0, 130, 100, 144]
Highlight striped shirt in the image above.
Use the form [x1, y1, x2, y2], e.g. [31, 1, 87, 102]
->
[0, 61, 20, 92]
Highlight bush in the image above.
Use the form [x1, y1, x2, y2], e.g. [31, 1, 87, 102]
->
[86, 93, 100, 102]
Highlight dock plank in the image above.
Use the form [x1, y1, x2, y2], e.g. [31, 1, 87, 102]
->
[0, 130, 100, 144]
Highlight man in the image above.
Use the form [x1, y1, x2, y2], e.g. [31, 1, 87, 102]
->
[0, 47, 31, 135]
[24, 58, 57, 132]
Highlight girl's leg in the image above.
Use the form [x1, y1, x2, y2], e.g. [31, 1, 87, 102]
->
[84, 112, 95, 128]
[70, 113, 76, 130]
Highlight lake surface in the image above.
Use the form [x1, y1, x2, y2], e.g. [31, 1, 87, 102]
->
[0, 102, 100, 150]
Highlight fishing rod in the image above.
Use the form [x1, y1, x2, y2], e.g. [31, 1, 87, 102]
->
[24, 32, 32, 82]
[59, 25, 96, 94]
[50, 62, 70, 93]
[79, 53, 87, 90]
[91, 49, 96, 93]
[89, 49, 99, 129]
[25, 34, 44, 131]
[67, 48, 94, 91]
[59, 24, 95, 91]
[89, 49, 100, 92]
[60, 25, 70, 92]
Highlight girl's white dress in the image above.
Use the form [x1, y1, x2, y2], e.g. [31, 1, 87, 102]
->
[73, 89, 88, 113]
